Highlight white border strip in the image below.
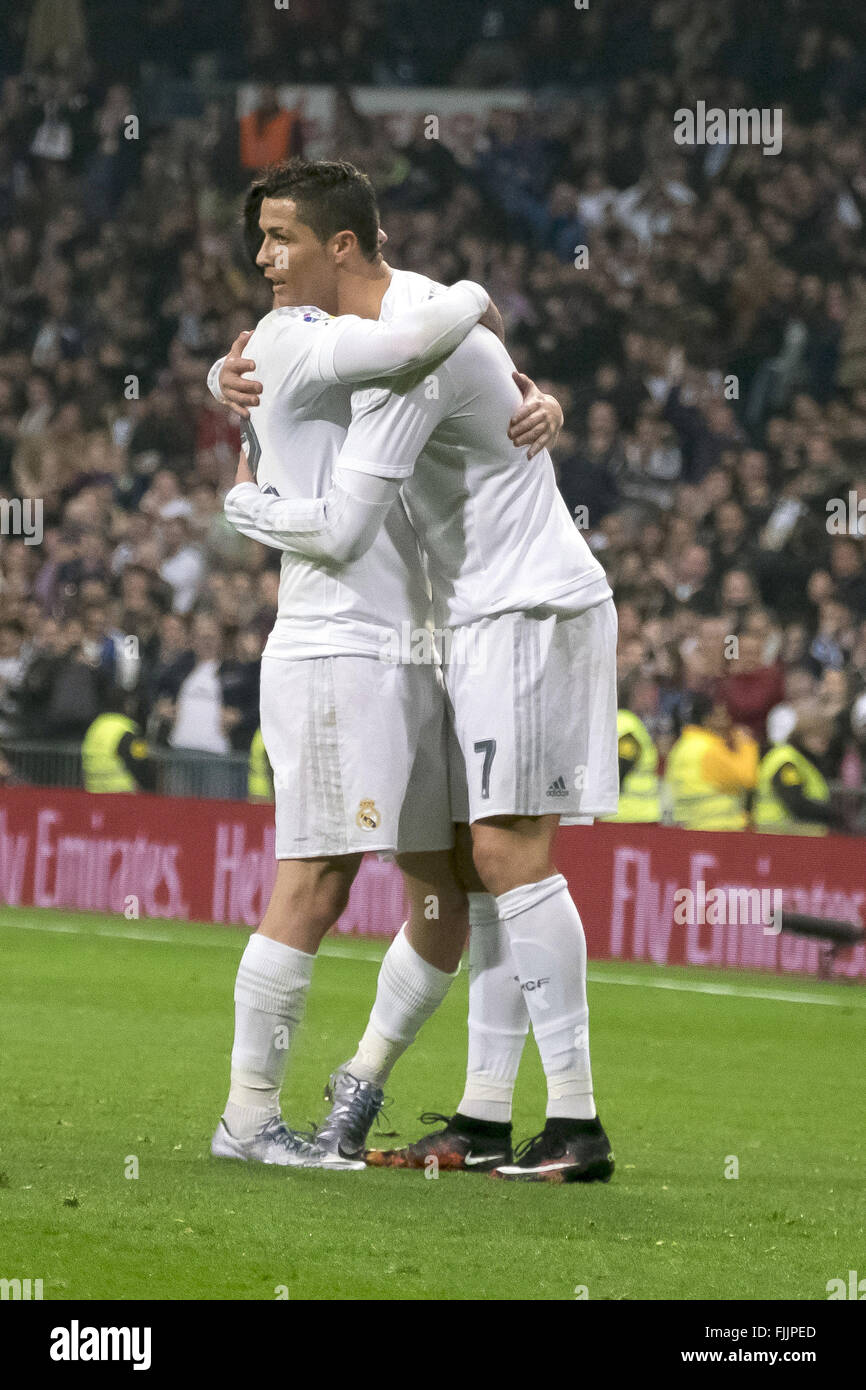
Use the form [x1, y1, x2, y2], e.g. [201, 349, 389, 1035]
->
[4, 915, 866, 1007]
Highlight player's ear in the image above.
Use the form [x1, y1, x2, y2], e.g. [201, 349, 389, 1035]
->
[331, 229, 357, 263]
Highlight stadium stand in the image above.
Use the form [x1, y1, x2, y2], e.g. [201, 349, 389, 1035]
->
[0, 0, 865, 826]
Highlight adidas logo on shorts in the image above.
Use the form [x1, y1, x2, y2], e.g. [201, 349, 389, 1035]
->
[546, 776, 569, 798]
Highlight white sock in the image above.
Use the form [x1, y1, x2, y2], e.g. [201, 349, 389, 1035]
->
[496, 874, 596, 1121]
[347, 923, 458, 1084]
[223, 932, 315, 1138]
[457, 894, 530, 1123]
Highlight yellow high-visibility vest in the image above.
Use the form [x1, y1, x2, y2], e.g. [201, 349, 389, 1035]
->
[665, 725, 749, 830]
[81, 713, 140, 793]
[603, 709, 660, 822]
[248, 728, 274, 802]
[754, 743, 829, 836]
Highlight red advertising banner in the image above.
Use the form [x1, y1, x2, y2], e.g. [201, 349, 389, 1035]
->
[0, 788, 863, 981]
[556, 822, 866, 982]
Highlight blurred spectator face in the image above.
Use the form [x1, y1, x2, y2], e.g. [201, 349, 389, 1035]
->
[678, 545, 710, 586]
[64, 619, 85, 655]
[739, 450, 768, 483]
[257, 571, 279, 609]
[53, 402, 83, 436]
[639, 520, 664, 556]
[150, 470, 181, 506]
[707, 701, 733, 737]
[782, 623, 808, 663]
[744, 606, 776, 646]
[20, 601, 42, 637]
[721, 569, 756, 609]
[794, 702, 832, 757]
[806, 569, 834, 605]
[236, 629, 264, 662]
[618, 553, 643, 584]
[39, 619, 64, 654]
[666, 516, 695, 553]
[121, 568, 152, 610]
[616, 638, 645, 678]
[716, 501, 746, 542]
[705, 403, 735, 436]
[83, 605, 108, 640]
[698, 615, 728, 667]
[819, 668, 848, 710]
[162, 518, 191, 554]
[192, 614, 221, 663]
[818, 599, 850, 637]
[830, 538, 861, 580]
[785, 667, 816, 703]
[80, 532, 105, 568]
[160, 613, 188, 653]
[26, 376, 53, 410]
[702, 469, 733, 506]
[617, 602, 641, 640]
[134, 540, 162, 571]
[190, 483, 218, 516]
[676, 485, 705, 521]
[0, 623, 22, 659]
[587, 401, 618, 437]
[231, 572, 254, 602]
[805, 434, 834, 469]
[80, 579, 109, 606]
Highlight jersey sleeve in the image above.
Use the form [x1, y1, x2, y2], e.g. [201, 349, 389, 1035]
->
[310, 280, 488, 385]
[224, 468, 402, 564]
[335, 368, 455, 480]
[207, 355, 228, 403]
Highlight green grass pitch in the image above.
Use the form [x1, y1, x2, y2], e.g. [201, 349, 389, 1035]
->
[2, 906, 865, 1301]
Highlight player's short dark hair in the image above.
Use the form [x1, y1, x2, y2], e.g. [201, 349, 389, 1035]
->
[243, 158, 380, 266]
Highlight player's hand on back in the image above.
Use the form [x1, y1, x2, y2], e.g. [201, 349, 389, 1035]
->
[219, 331, 263, 419]
[508, 371, 563, 459]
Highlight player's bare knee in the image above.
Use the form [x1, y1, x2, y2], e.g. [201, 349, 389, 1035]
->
[470, 824, 551, 898]
[273, 856, 360, 929]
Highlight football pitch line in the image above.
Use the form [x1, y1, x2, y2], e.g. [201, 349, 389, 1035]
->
[4, 912, 866, 1010]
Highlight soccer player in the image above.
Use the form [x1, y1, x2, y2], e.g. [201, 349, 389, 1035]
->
[208, 162, 562, 1170]
[223, 158, 619, 1183]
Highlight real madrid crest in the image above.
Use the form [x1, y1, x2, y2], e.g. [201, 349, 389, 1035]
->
[355, 798, 381, 830]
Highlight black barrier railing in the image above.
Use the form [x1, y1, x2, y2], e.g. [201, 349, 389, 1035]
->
[2, 740, 865, 827]
[2, 740, 249, 802]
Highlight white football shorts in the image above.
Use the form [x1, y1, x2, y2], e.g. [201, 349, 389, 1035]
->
[444, 596, 619, 824]
[259, 653, 454, 858]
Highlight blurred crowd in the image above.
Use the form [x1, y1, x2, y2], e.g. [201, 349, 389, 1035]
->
[0, 0, 865, 799]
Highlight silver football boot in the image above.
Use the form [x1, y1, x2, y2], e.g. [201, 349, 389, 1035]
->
[315, 1066, 386, 1164]
[211, 1115, 364, 1170]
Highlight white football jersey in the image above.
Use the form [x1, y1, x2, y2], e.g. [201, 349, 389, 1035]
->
[237, 305, 431, 660]
[343, 269, 612, 628]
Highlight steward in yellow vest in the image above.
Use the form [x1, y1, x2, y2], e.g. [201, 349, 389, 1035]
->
[82, 706, 155, 793]
[754, 706, 842, 835]
[248, 727, 274, 802]
[604, 709, 660, 822]
[665, 694, 758, 830]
